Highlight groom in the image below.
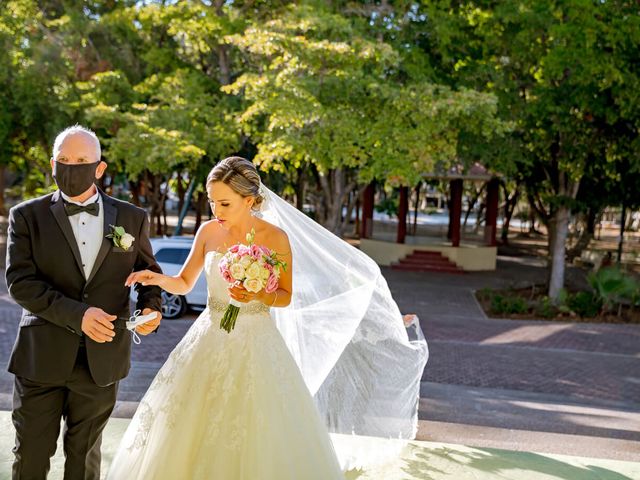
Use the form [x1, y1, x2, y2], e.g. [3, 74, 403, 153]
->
[5, 125, 163, 479]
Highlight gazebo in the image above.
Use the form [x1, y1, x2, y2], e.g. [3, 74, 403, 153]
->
[359, 163, 500, 271]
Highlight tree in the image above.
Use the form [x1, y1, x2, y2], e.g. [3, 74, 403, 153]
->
[225, 3, 503, 234]
[419, 0, 640, 300]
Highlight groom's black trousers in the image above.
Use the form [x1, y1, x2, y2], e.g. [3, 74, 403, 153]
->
[11, 346, 118, 480]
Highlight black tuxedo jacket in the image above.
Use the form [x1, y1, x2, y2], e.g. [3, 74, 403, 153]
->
[5, 189, 162, 386]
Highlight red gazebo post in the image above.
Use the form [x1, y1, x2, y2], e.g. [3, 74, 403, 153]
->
[450, 179, 463, 247]
[484, 178, 500, 246]
[397, 186, 409, 244]
[360, 182, 375, 239]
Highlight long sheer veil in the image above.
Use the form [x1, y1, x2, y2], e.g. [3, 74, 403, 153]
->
[259, 184, 429, 444]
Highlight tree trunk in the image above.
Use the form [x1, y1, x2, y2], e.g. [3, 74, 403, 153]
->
[144, 172, 164, 237]
[412, 182, 422, 235]
[617, 201, 627, 263]
[463, 184, 484, 227]
[0, 164, 6, 216]
[176, 173, 186, 216]
[547, 165, 581, 300]
[317, 168, 355, 236]
[353, 195, 361, 237]
[473, 202, 485, 234]
[129, 180, 142, 207]
[162, 196, 168, 236]
[548, 205, 570, 301]
[213, 0, 232, 85]
[194, 191, 206, 233]
[341, 188, 361, 234]
[500, 185, 520, 245]
[567, 208, 597, 262]
[295, 167, 306, 211]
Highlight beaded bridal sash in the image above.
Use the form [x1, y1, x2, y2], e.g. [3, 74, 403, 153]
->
[207, 297, 271, 316]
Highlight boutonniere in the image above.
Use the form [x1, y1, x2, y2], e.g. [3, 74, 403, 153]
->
[106, 225, 135, 251]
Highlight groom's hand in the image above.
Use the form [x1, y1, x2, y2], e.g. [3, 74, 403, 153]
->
[82, 307, 117, 343]
[135, 308, 161, 335]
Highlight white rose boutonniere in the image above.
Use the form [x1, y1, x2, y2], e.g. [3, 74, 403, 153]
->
[107, 225, 135, 251]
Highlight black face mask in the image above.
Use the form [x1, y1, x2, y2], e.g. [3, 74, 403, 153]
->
[53, 161, 99, 197]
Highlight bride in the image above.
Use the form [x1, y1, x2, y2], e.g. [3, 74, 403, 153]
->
[107, 156, 428, 479]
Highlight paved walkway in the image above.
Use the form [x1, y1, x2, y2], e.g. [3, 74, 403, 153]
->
[0, 256, 638, 466]
[0, 413, 637, 480]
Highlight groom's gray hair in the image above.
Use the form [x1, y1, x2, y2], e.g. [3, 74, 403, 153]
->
[52, 124, 101, 161]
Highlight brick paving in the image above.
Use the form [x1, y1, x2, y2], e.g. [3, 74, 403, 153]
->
[0, 257, 638, 441]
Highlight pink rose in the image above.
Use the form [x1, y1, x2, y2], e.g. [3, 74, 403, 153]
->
[220, 268, 233, 283]
[218, 259, 234, 283]
[250, 244, 262, 260]
[229, 244, 240, 254]
[237, 245, 250, 256]
[265, 273, 279, 294]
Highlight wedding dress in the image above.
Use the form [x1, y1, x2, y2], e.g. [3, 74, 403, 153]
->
[107, 250, 345, 479]
[108, 185, 428, 477]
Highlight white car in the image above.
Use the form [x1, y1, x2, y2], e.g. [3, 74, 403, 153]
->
[131, 237, 208, 319]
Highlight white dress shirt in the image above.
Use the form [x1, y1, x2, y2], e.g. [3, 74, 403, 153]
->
[61, 188, 104, 279]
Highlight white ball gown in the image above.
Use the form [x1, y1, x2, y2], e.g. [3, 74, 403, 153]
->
[107, 251, 344, 479]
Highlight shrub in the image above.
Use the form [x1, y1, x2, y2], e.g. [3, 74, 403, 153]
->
[476, 287, 493, 301]
[588, 267, 640, 312]
[491, 294, 528, 315]
[535, 296, 558, 318]
[567, 291, 602, 318]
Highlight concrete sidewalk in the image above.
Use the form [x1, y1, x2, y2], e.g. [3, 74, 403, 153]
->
[0, 413, 637, 480]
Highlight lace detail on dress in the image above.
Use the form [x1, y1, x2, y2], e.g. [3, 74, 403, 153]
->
[126, 401, 155, 452]
[109, 250, 345, 480]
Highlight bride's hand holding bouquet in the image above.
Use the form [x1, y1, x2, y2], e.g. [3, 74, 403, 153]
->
[218, 228, 287, 332]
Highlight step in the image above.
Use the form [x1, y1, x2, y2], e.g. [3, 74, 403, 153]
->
[410, 250, 445, 257]
[390, 263, 464, 274]
[400, 257, 455, 266]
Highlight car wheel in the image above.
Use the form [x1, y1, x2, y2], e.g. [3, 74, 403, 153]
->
[161, 291, 187, 319]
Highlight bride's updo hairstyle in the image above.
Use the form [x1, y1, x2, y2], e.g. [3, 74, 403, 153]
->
[207, 156, 265, 211]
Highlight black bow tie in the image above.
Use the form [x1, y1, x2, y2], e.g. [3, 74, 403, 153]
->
[64, 201, 100, 217]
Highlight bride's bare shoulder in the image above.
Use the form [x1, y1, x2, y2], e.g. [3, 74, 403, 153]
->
[194, 220, 225, 247]
[194, 220, 217, 238]
[256, 218, 290, 247]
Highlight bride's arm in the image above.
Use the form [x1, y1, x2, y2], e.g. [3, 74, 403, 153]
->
[264, 230, 293, 307]
[125, 222, 211, 295]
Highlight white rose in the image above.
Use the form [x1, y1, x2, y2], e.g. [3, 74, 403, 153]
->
[243, 277, 262, 293]
[245, 262, 262, 280]
[230, 263, 246, 281]
[240, 256, 253, 269]
[259, 266, 270, 280]
[120, 233, 135, 250]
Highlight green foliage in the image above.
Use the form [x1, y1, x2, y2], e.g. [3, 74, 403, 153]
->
[490, 294, 528, 315]
[224, 3, 504, 184]
[567, 291, 602, 318]
[3, 0, 639, 249]
[534, 296, 558, 319]
[588, 267, 640, 311]
[374, 197, 399, 219]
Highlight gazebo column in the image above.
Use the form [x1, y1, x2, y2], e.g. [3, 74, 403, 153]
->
[360, 182, 375, 239]
[397, 186, 409, 244]
[450, 179, 463, 247]
[484, 178, 500, 246]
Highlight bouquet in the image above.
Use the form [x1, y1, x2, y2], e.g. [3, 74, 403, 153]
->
[218, 229, 287, 332]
